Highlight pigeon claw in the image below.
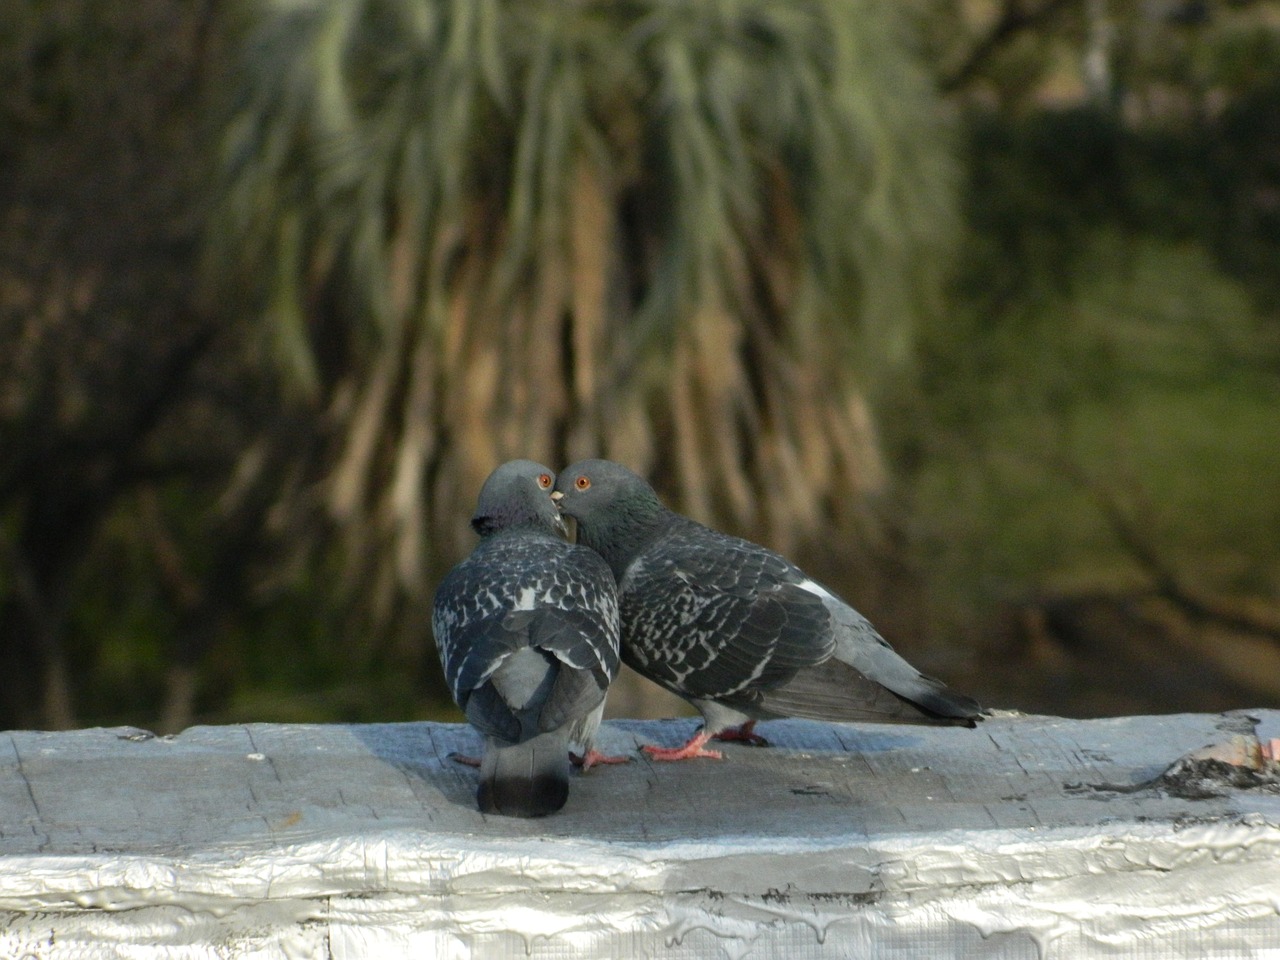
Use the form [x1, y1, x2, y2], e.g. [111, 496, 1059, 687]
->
[572, 749, 632, 771]
[641, 730, 724, 761]
[448, 752, 482, 768]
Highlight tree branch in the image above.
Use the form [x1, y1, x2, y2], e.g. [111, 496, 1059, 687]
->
[940, 0, 1080, 94]
[1063, 465, 1280, 644]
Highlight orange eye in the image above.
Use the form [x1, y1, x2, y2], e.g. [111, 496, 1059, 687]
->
[537, 473, 552, 488]
[575, 475, 591, 491]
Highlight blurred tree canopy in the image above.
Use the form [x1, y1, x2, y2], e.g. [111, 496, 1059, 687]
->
[206, 0, 955, 610]
[0, 0, 1277, 731]
[903, 0, 1280, 712]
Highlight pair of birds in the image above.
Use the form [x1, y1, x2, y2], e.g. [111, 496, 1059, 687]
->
[432, 459, 983, 818]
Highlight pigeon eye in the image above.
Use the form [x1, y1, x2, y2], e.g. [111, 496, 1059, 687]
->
[575, 475, 591, 491]
[537, 473, 552, 489]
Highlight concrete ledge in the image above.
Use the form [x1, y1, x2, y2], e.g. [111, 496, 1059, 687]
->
[2, 711, 1279, 958]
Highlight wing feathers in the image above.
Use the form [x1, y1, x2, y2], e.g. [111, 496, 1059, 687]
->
[618, 518, 981, 726]
[621, 526, 832, 700]
[433, 532, 620, 752]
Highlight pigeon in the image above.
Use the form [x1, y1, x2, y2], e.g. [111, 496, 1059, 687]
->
[432, 460, 622, 815]
[552, 459, 982, 761]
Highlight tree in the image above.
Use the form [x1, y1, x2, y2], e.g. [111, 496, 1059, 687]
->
[900, 0, 1280, 713]
[208, 0, 960, 634]
[0, 0, 317, 730]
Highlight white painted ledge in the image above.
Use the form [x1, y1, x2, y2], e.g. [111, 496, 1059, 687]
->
[2, 710, 1279, 959]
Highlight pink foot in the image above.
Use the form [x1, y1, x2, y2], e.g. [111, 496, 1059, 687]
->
[448, 752, 481, 768]
[572, 749, 632, 771]
[712, 721, 769, 747]
[641, 730, 723, 761]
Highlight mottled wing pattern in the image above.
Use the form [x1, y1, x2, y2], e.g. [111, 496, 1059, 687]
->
[619, 520, 832, 701]
[432, 531, 619, 743]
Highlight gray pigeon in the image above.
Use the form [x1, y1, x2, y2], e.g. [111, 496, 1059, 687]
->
[552, 459, 982, 761]
[432, 460, 622, 815]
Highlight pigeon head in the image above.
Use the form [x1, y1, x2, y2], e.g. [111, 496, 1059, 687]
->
[552, 459, 667, 575]
[470, 460, 565, 538]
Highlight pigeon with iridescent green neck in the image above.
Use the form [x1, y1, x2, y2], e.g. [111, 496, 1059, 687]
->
[552, 459, 982, 761]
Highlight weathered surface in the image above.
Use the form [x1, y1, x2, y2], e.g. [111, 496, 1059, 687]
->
[2, 711, 1279, 958]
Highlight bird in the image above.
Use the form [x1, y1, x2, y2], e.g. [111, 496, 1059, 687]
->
[432, 460, 623, 816]
[552, 459, 982, 761]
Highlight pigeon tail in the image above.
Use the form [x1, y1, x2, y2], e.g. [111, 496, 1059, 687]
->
[877, 668, 984, 725]
[761, 584, 983, 727]
[831, 627, 982, 726]
[477, 730, 571, 818]
[749, 657, 975, 726]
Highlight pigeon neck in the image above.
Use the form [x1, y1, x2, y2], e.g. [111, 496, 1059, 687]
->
[472, 513, 562, 540]
[579, 499, 672, 580]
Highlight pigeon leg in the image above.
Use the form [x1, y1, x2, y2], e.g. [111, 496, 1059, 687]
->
[642, 729, 724, 761]
[448, 752, 482, 768]
[711, 720, 769, 747]
[571, 749, 632, 771]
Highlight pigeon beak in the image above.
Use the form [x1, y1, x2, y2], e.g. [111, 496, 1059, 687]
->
[548, 491, 574, 540]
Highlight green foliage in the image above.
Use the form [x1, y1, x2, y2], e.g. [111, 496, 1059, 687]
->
[208, 0, 960, 612]
[898, 100, 1280, 626]
[214, 0, 953, 365]
[4, 0, 1279, 730]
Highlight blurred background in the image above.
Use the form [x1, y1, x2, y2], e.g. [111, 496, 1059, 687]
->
[1, 0, 1277, 733]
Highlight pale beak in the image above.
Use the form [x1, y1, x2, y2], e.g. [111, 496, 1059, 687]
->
[550, 490, 564, 503]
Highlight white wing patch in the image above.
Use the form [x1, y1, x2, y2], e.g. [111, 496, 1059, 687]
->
[796, 578, 838, 602]
[514, 587, 537, 611]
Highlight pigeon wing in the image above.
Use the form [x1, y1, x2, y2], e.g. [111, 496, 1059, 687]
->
[433, 537, 618, 742]
[620, 524, 832, 701]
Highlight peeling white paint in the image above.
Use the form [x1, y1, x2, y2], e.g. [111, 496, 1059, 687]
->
[1, 714, 1278, 957]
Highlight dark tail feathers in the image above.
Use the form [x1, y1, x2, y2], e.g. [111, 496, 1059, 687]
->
[759, 657, 982, 727]
[477, 731, 570, 818]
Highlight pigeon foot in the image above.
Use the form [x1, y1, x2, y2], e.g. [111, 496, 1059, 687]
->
[572, 749, 632, 771]
[642, 730, 724, 761]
